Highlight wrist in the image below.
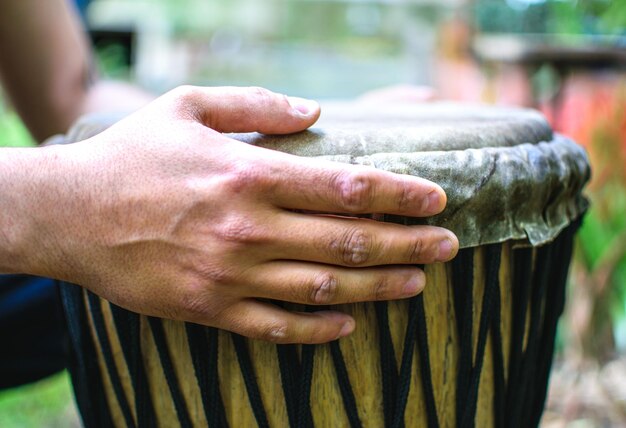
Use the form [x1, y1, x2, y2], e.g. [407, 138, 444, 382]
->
[0, 145, 72, 277]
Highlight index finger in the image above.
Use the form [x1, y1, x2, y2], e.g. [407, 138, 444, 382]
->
[260, 153, 447, 217]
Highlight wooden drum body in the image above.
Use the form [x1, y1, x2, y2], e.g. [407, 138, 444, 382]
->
[57, 103, 590, 428]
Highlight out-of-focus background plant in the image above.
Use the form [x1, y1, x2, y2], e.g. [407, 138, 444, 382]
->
[0, 0, 624, 426]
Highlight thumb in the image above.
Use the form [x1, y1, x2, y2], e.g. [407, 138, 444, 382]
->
[168, 86, 321, 134]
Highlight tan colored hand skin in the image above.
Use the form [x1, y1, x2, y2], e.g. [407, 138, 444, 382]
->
[0, 86, 458, 344]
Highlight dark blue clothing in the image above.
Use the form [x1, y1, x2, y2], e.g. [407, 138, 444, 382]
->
[0, 275, 69, 389]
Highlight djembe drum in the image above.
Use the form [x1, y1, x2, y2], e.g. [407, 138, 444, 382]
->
[57, 103, 589, 428]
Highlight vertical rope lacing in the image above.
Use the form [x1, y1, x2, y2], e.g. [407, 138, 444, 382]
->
[147, 317, 193, 428]
[86, 293, 136, 428]
[186, 324, 228, 428]
[232, 333, 270, 428]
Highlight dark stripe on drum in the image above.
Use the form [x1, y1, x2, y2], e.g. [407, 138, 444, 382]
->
[276, 343, 300, 427]
[59, 283, 115, 428]
[529, 218, 579, 426]
[391, 295, 418, 428]
[391, 294, 439, 428]
[110, 305, 157, 428]
[490, 256, 506, 428]
[185, 324, 228, 428]
[460, 244, 502, 426]
[275, 303, 315, 428]
[231, 333, 270, 428]
[148, 317, 193, 428]
[297, 343, 315, 428]
[329, 339, 361, 428]
[451, 248, 475, 428]
[87, 292, 136, 428]
[516, 243, 554, 424]
[374, 301, 399, 427]
[505, 246, 533, 427]
[414, 293, 439, 428]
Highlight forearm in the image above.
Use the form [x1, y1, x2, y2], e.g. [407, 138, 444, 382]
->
[0, 143, 86, 280]
[0, 147, 45, 273]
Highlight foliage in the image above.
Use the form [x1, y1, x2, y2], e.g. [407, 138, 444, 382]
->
[94, 42, 131, 80]
[565, 81, 626, 358]
[0, 99, 34, 147]
[549, 0, 626, 35]
[0, 371, 79, 427]
[474, 0, 626, 35]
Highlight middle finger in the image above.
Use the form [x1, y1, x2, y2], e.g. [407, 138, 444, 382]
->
[268, 212, 458, 267]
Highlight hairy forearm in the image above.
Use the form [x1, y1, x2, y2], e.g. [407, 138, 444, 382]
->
[0, 147, 44, 273]
[0, 144, 91, 279]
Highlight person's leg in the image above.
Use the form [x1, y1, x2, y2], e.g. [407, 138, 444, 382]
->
[0, 275, 69, 389]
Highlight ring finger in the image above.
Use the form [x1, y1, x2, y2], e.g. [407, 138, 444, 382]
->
[237, 261, 426, 306]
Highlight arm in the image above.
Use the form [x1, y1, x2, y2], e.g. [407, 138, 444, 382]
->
[0, 0, 151, 142]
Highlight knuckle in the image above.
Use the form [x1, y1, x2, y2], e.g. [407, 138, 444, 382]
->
[163, 85, 204, 119]
[247, 86, 275, 105]
[258, 321, 289, 343]
[408, 237, 425, 263]
[216, 215, 264, 245]
[373, 275, 391, 300]
[202, 265, 236, 285]
[169, 85, 202, 104]
[310, 272, 338, 304]
[396, 182, 415, 211]
[172, 84, 196, 97]
[303, 329, 324, 345]
[223, 162, 268, 194]
[333, 228, 373, 266]
[179, 291, 210, 319]
[335, 171, 374, 212]
[177, 285, 227, 324]
[193, 260, 240, 285]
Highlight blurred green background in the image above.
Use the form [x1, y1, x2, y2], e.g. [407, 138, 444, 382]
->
[1, 0, 625, 426]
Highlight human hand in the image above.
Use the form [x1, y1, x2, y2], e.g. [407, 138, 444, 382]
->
[10, 86, 458, 344]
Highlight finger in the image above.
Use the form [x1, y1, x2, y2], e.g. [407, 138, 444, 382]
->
[268, 213, 458, 266]
[237, 262, 425, 305]
[219, 299, 355, 344]
[167, 85, 321, 134]
[256, 154, 447, 217]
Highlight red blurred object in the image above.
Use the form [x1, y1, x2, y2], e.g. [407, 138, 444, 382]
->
[544, 74, 626, 189]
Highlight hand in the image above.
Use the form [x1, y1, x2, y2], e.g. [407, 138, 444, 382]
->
[10, 86, 458, 344]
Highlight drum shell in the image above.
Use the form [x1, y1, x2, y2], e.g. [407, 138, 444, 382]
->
[69, 228, 577, 427]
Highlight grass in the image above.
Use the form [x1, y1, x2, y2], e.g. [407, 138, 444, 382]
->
[0, 371, 80, 428]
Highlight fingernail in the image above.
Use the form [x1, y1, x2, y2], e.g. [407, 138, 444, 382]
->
[438, 238, 453, 261]
[403, 274, 424, 296]
[422, 190, 441, 213]
[287, 96, 318, 116]
[338, 319, 355, 338]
